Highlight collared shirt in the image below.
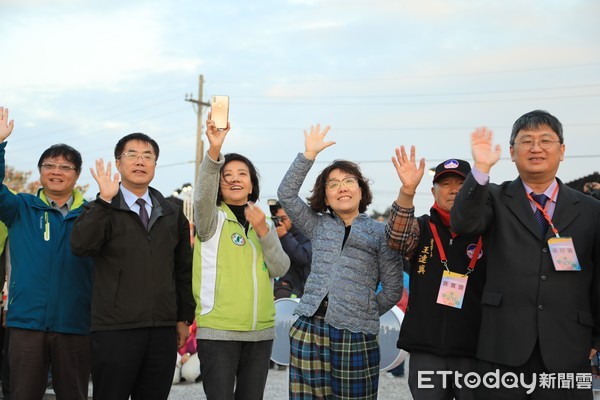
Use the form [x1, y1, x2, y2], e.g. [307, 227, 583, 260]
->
[472, 167, 558, 219]
[46, 195, 74, 217]
[120, 185, 152, 217]
[523, 179, 558, 219]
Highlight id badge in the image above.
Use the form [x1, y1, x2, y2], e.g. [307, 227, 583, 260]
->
[548, 237, 581, 271]
[436, 270, 468, 309]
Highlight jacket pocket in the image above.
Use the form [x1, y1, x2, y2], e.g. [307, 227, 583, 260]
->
[578, 311, 594, 327]
[481, 291, 503, 306]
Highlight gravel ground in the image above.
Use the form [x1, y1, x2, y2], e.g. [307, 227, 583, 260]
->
[40, 363, 600, 399]
[165, 366, 413, 399]
[43, 362, 413, 399]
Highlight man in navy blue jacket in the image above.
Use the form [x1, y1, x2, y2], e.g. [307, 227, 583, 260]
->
[269, 199, 312, 299]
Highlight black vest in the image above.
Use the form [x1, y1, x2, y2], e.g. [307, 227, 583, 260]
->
[397, 208, 487, 357]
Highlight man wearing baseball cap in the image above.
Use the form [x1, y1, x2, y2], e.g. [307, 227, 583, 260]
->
[385, 146, 486, 399]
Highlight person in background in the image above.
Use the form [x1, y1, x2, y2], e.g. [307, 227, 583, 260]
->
[193, 115, 289, 400]
[268, 199, 312, 299]
[385, 146, 486, 399]
[267, 199, 313, 371]
[71, 132, 195, 400]
[451, 110, 600, 399]
[277, 124, 403, 399]
[0, 107, 94, 400]
[583, 181, 600, 200]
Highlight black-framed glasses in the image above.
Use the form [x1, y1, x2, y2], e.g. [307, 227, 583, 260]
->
[326, 177, 358, 191]
[119, 152, 156, 162]
[41, 162, 77, 172]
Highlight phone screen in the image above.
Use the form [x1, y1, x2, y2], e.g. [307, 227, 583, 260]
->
[211, 95, 229, 130]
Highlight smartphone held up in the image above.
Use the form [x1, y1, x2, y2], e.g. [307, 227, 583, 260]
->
[211, 95, 229, 130]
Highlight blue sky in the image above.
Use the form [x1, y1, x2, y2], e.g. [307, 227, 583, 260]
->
[1, 0, 599, 215]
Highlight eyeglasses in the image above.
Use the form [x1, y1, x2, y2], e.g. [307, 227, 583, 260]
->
[326, 177, 358, 191]
[119, 152, 156, 162]
[41, 162, 77, 172]
[513, 139, 561, 150]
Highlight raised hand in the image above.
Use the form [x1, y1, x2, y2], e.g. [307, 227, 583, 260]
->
[90, 158, 120, 202]
[303, 124, 335, 160]
[391, 145, 425, 195]
[471, 127, 501, 173]
[206, 112, 231, 161]
[0, 107, 15, 142]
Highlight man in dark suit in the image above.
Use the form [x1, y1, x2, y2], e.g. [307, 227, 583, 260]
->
[451, 110, 600, 399]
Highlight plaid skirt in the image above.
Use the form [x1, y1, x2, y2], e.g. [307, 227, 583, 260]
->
[289, 315, 380, 399]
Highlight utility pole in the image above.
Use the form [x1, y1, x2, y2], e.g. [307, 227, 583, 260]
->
[185, 74, 211, 184]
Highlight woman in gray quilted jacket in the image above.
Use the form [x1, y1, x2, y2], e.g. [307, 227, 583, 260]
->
[277, 124, 404, 399]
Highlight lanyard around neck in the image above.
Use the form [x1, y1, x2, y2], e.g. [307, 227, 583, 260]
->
[525, 184, 560, 237]
[429, 221, 482, 275]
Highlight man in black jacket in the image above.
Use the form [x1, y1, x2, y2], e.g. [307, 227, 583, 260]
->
[385, 146, 486, 399]
[71, 133, 195, 400]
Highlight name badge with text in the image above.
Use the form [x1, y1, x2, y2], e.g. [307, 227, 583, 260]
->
[437, 270, 468, 309]
[548, 237, 581, 271]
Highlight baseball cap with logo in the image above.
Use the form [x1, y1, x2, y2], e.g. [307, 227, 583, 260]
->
[433, 159, 471, 183]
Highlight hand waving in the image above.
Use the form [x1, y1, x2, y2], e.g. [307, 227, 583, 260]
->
[90, 158, 120, 202]
[391, 145, 425, 195]
[304, 124, 335, 160]
[471, 127, 501, 173]
[0, 107, 15, 142]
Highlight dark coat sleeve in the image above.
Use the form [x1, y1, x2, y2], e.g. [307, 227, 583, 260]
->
[450, 172, 494, 236]
[70, 198, 112, 257]
[173, 206, 195, 322]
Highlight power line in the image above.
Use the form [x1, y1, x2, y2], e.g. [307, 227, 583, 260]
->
[9, 95, 188, 146]
[235, 93, 600, 106]
[9, 105, 191, 154]
[9, 118, 599, 165]
[234, 83, 600, 100]
[208, 61, 600, 84]
[238, 122, 600, 132]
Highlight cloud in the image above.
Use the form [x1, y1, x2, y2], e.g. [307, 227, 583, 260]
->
[2, 3, 202, 92]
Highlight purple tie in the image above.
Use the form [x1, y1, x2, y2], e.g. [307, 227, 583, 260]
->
[136, 198, 149, 229]
[530, 193, 549, 235]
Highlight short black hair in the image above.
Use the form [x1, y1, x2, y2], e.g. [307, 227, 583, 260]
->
[510, 110, 563, 145]
[114, 132, 160, 160]
[37, 144, 82, 173]
[216, 153, 260, 205]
